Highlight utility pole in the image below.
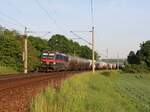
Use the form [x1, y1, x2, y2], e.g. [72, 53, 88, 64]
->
[91, 0, 95, 73]
[117, 52, 119, 70]
[92, 27, 95, 73]
[106, 48, 109, 69]
[23, 27, 28, 74]
[70, 0, 95, 73]
[70, 30, 95, 72]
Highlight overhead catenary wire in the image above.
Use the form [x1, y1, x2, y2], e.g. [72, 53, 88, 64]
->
[0, 16, 21, 28]
[0, 11, 25, 28]
[27, 31, 51, 38]
[34, 0, 56, 23]
[34, 0, 68, 36]
[0, 10, 35, 34]
[70, 31, 92, 45]
[6, 0, 22, 14]
[0, 1, 50, 35]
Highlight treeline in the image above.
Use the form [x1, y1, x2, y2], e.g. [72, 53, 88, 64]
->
[0, 27, 99, 72]
[124, 40, 150, 73]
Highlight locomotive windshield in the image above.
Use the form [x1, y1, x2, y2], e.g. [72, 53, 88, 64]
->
[48, 53, 55, 59]
[41, 52, 55, 59]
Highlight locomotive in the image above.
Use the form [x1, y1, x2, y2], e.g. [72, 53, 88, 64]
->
[39, 50, 92, 72]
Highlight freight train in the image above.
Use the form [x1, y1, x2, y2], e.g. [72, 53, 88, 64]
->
[38, 50, 123, 72]
[38, 50, 92, 72]
[95, 62, 125, 70]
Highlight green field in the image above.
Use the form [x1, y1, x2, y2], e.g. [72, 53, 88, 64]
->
[30, 71, 150, 112]
[0, 66, 18, 75]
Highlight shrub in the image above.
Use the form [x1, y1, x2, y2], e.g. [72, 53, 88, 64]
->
[123, 64, 149, 73]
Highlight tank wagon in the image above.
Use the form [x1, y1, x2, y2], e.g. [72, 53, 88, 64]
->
[95, 62, 118, 70]
[39, 51, 91, 72]
[95, 62, 108, 70]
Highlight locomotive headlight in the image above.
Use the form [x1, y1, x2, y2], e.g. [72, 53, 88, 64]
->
[53, 62, 56, 65]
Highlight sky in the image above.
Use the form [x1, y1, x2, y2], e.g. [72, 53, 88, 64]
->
[0, 0, 150, 59]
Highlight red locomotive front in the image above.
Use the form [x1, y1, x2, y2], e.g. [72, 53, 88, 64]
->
[39, 51, 68, 72]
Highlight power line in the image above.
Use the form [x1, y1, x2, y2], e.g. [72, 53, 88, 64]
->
[34, 0, 56, 23]
[1, 1, 58, 37]
[70, 31, 92, 45]
[0, 16, 20, 28]
[0, 8, 35, 34]
[6, 0, 22, 14]
[0, 11, 34, 34]
[27, 31, 51, 38]
[0, 11, 25, 28]
[34, 0, 68, 35]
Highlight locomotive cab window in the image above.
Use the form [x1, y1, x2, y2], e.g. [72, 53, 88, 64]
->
[41, 53, 48, 58]
[48, 53, 55, 59]
[61, 55, 65, 60]
[56, 54, 61, 60]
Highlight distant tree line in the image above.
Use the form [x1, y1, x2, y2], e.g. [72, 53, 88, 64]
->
[48, 34, 99, 59]
[124, 40, 150, 73]
[0, 27, 99, 72]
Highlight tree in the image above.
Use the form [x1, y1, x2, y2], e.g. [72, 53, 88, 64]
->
[48, 34, 100, 60]
[28, 36, 50, 51]
[125, 40, 150, 73]
[0, 33, 22, 70]
[138, 41, 150, 67]
[79, 45, 92, 59]
[49, 34, 71, 54]
[127, 51, 138, 64]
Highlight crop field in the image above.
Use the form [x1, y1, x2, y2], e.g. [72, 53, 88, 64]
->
[30, 71, 150, 112]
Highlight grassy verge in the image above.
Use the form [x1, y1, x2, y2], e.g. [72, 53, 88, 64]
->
[30, 71, 150, 112]
[0, 66, 18, 75]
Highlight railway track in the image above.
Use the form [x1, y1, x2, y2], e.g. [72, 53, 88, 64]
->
[0, 71, 82, 112]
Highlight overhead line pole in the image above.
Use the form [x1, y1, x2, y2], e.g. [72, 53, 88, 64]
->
[23, 27, 28, 74]
[117, 52, 120, 70]
[70, 29, 95, 73]
[22, 29, 51, 74]
[70, 0, 95, 73]
[91, 0, 95, 73]
[92, 26, 95, 73]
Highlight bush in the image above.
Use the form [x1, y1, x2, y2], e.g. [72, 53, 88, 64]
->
[0, 28, 49, 72]
[0, 35, 22, 71]
[123, 64, 149, 73]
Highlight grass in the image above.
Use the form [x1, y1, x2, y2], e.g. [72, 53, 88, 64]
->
[29, 71, 150, 112]
[0, 66, 18, 75]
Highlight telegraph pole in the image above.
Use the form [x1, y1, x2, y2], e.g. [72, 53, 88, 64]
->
[106, 48, 109, 69]
[70, 30, 95, 73]
[23, 27, 28, 74]
[92, 27, 95, 73]
[70, 0, 95, 73]
[117, 52, 119, 70]
[91, 0, 95, 73]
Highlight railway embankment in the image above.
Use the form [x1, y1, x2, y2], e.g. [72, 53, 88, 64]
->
[30, 71, 150, 112]
[0, 71, 79, 112]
